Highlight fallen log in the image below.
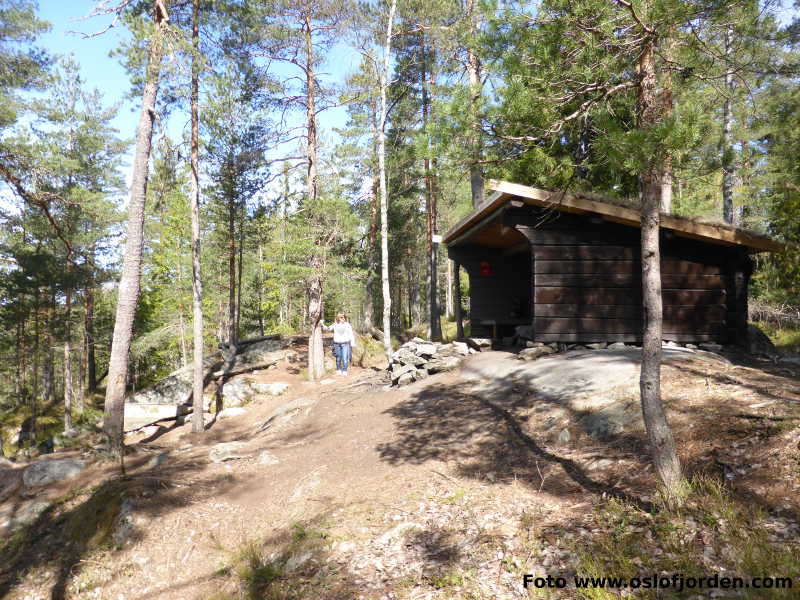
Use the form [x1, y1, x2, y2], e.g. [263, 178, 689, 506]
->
[211, 353, 289, 379]
[464, 338, 483, 352]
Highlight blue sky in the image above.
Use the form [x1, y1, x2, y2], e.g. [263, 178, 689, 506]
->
[35, 2, 363, 193]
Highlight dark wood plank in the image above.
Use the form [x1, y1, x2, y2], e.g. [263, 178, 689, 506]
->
[534, 246, 638, 260]
[663, 289, 726, 304]
[536, 304, 727, 320]
[535, 274, 725, 289]
[536, 260, 723, 275]
[536, 274, 638, 288]
[533, 333, 727, 342]
[535, 287, 641, 305]
[535, 287, 726, 305]
[534, 318, 724, 335]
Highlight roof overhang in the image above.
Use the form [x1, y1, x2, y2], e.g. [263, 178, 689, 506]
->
[443, 180, 784, 253]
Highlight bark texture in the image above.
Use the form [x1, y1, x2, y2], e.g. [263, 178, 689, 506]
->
[722, 24, 735, 224]
[190, 0, 205, 433]
[64, 288, 73, 433]
[421, 37, 441, 342]
[378, 0, 397, 357]
[637, 37, 684, 500]
[304, 15, 325, 381]
[466, 0, 484, 208]
[103, 2, 168, 457]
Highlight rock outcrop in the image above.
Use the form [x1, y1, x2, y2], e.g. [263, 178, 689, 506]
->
[124, 338, 293, 430]
[388, 339, 470, 386]
[22, 458, 86, 488]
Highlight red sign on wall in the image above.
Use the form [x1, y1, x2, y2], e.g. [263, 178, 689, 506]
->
[479, 261, 492, 276]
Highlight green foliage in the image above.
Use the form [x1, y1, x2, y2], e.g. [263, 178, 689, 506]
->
[575, 476, 800, 600]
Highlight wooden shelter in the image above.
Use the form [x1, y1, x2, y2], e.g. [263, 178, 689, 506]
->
[444, 180, 782, 344]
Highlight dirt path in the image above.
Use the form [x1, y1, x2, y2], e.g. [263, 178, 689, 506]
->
[2, 348, 799, 599]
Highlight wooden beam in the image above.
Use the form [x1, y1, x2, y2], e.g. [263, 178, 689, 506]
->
[447, 204, 506, 247]
[485, 179, 782, 253]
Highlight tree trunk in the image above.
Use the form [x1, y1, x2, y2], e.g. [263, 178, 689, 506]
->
[44, 289, 55, 406]
[421, 36, 441, 342]
[465, 0, 484, 208]
[228, 189, 237, 347]
[304, 15, 326, 380]
[307, 271, 325, 381]
[64, 288, 73, 433]
[637, 37, 684, 500]
[409, 257, 420, 328]
[103, 1, 168, 460]
[722, 24, 734, 224]
[236, 209, 244, 335]
[378, 0, 397, 357]
[363, 176, 378, 331]
[84, 282, 96, 392]
[178, 310, 188, 367]
[190, 0, 205, 433]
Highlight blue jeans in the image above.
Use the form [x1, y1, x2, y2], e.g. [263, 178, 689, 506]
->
[334, 342, 351, 371]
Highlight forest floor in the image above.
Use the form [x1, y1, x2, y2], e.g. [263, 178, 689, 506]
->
[1, 341, 800, 599]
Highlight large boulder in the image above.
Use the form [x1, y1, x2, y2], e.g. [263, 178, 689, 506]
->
[22, 458, 86, 488]
[221, 378, 255, 408]
[127, 354, 223, 406]
[225, 339, 289, 373]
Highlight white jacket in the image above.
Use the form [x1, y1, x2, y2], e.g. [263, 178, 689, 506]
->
[323, 321, 356, 346]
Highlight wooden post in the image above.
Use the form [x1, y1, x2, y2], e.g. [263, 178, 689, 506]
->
[727, 248, 753, 346]
[454, 261, 464, 340]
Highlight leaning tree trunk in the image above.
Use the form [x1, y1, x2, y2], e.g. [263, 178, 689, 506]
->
[190, 0, 205, 433]
[103, 1, 168, 459]
[637, 37, 684, 501]
[378, 0, 397, 357]
[304, 15, 326, 381]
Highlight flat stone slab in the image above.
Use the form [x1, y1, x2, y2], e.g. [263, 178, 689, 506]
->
[22, 458, 86, 488]
[462, 347, 725, 411]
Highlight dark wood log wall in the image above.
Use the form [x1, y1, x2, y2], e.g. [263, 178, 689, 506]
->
[504, 207, 750, 343]
[447, 205, 752, 343]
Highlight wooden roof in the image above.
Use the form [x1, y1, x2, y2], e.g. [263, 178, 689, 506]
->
[443, 180, 783, 253]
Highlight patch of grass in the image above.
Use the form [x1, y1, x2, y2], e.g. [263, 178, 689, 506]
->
[572, 476, 800, 599]
[756, 321, 800, 353]
[443, 488, 467, 505]
[213, 519, 336, 600]
[431, 567, 466, 588]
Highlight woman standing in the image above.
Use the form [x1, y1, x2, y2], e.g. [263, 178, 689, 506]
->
[322, 313, 357, 376]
